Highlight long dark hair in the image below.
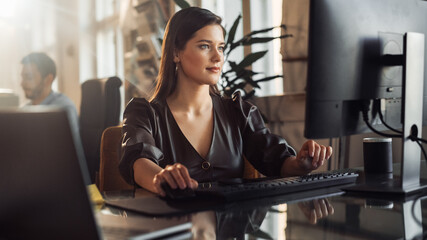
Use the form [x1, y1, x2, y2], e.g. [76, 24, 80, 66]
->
[150, 7, 223, 102]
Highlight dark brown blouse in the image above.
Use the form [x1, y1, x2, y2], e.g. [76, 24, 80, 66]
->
[119, 93, 296, 185]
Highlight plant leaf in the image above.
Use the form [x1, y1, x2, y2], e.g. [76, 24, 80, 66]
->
[243, 37, 276, 45]
[227, 41, 241, 54]
[243, 76, 260, 88]
[281, 33, 293, 39]
[246, 24, 287, 37]
[227, 25, 290, 53]
[237, 51, 268, 69]
[174, 0, 191, 9]
[222, 61, 238, 75]
[247, 26, 275, 36]
[228, 61, 237, 69]
[226, 15, 242, 46]
[255, 75, 283, 83]
[226, 82, 247, 96]
[227, 69, 260, 84]
[243, 89, 256, 100]
[280, 24, 287, 31]
[243, 34, 293, 45]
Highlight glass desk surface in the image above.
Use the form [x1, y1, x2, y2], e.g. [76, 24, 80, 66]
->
[97, 180, 427, 240]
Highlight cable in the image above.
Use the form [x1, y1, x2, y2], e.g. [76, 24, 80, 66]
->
[410, 195, 427, 227]
[373, 100, 427, 144]
[411, 136, 427, 144]
[363, 119, 402, 138]
[416, 140, 427, 160]
[361, 101, 427, 161]
[375, 99, 402, 134]
[361, 104, 402, 138]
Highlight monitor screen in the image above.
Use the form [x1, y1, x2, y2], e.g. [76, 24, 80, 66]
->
[0, 89, 19, 108]
[304, 0, 427, 139]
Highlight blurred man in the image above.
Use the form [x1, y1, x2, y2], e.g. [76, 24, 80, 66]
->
[20, 52, 79, 136]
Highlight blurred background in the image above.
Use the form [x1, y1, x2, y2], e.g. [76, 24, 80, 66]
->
[2, 0, 349, 170]
[0, 0, 297, 110]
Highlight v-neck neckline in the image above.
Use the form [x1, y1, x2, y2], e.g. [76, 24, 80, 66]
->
[165, 96, 216, 161]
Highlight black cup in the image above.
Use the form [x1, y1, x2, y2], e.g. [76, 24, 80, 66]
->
[363, 138, 393, 174]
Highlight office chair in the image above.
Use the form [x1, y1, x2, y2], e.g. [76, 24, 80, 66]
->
[80, 77, 122, 184]
[99, 126, 133, 192]
[243, 157, 262, 179]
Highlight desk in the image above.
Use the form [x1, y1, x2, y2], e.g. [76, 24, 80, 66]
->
[98, 184, 427, 239]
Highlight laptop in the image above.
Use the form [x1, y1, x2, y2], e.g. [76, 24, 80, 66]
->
[0, 107, 191, 239]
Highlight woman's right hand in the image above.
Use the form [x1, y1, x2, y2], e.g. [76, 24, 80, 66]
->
[297, 198, 334, 224]
[153, 163, 198, 197]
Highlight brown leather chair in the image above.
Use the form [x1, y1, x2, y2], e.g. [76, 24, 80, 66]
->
[243, 157, 262, 179]
[98, 126, 261, 192]
[98, 126, 133, 192]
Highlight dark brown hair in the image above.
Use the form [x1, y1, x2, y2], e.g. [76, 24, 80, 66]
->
[21, 52, 56, 79]
[150, 7, 223, 102]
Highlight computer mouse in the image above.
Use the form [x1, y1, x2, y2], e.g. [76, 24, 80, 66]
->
[160, 182, 196, 200]
[300, 156, 316, 169]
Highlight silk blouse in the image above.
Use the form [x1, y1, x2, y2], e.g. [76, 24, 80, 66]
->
[119, 93, 296, 185]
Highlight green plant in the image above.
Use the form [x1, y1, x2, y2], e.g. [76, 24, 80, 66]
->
[175, 0, 292, 99]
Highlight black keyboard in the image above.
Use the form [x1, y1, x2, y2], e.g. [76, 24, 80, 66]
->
[195, 169, 359, 202]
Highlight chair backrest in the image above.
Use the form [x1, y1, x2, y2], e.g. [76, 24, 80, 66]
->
[243, 157, 262, 179]
[99, 126, 133, 192]
[80, 77, 122, 184]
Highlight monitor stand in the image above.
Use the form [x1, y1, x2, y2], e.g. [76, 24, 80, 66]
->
[346, 32, 427, 195]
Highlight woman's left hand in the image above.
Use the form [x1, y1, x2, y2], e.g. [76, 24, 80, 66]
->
[297, 140, 333, 171]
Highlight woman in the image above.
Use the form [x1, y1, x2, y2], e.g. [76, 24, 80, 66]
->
[119, 7, 332, 197]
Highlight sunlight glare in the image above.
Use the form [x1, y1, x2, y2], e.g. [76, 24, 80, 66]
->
[0, 0, 16, 18]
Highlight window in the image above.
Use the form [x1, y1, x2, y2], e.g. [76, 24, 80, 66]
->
[79, 0, 124, 82]
[78, 0, 284, 102]
[250, 0, 283, 96]
[79, 0, 124, 116]
[202, 0, 244, 92]
[203, 0, 284, 97]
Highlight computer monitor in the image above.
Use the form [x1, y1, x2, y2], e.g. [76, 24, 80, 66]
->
[0, 89, 19, 108]
[304, 0, 427, 195]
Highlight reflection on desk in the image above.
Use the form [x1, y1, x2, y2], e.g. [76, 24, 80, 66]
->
[287, 195, 427, 240]
[98, 187, 427, 240]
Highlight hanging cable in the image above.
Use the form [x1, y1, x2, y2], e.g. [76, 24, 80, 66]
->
[376, 99, 402, 134]
[361, 100, 427, 161]
[416, 140, 427, 160]
[361, 101, 402, 138]
[411, 136, 427, 144]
